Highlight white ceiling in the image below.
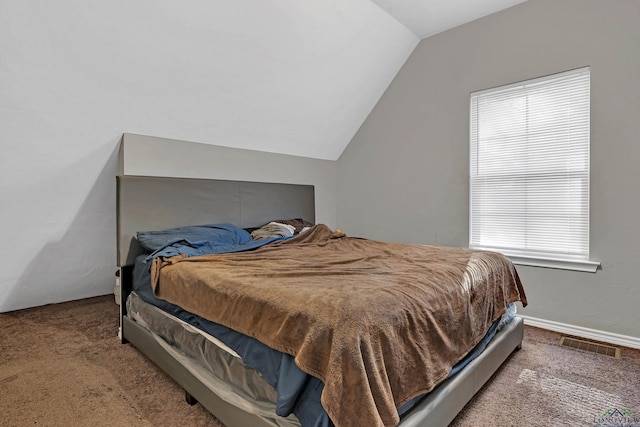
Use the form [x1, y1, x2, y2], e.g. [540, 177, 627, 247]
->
[371, 0, 527, 39]
[2, 0, 528, 164]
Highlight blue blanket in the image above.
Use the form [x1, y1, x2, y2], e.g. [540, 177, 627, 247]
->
[138, 223, 286, 261]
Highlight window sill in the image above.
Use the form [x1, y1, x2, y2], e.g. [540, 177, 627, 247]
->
[506, 255, 600, 273]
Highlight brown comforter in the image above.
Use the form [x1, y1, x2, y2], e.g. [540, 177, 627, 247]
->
[151, 225, 527, 427]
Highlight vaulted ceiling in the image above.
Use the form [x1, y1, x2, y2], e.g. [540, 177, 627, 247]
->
[371, 0, 526, 39]
[2, 1, 526, 161]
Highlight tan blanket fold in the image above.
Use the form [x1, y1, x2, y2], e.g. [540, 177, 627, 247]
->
[151, 224, 527, 427]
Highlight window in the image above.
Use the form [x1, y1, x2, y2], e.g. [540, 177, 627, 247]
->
[470, 67, 598, 272]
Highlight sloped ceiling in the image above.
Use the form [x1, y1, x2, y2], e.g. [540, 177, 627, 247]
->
[2, 1, 527, 163]
[371, 0, 527, 39]
[16, 0, 419, 161]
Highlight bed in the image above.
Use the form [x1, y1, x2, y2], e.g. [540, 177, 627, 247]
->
[117, 174, 527, 427]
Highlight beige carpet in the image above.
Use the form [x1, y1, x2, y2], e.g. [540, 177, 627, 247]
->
[1, 295, 639, 426]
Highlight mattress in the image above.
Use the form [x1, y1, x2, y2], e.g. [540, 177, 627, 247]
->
[127, 291, 300, 427]
[116, 173, 527, 426]
[128, 263, 516, 427]
[127, 221, 527, 427]
[132, 254, 333, 426]
[145, 225, 526, 427]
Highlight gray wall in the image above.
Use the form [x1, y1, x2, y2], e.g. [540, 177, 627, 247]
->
[337, 0, 640, 339]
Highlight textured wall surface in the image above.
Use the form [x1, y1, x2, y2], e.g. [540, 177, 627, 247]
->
[338, 0, 640, 339]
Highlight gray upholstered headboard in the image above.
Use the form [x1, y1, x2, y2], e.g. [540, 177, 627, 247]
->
[117, 175, 315, 266]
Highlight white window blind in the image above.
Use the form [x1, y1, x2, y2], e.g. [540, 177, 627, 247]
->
[470, 67, 590, 263]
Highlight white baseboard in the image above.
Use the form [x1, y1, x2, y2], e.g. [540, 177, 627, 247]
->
[520, 315, 640, 350]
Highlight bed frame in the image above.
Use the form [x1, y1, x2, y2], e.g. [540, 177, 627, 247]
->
[117, 174, 524, 427]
